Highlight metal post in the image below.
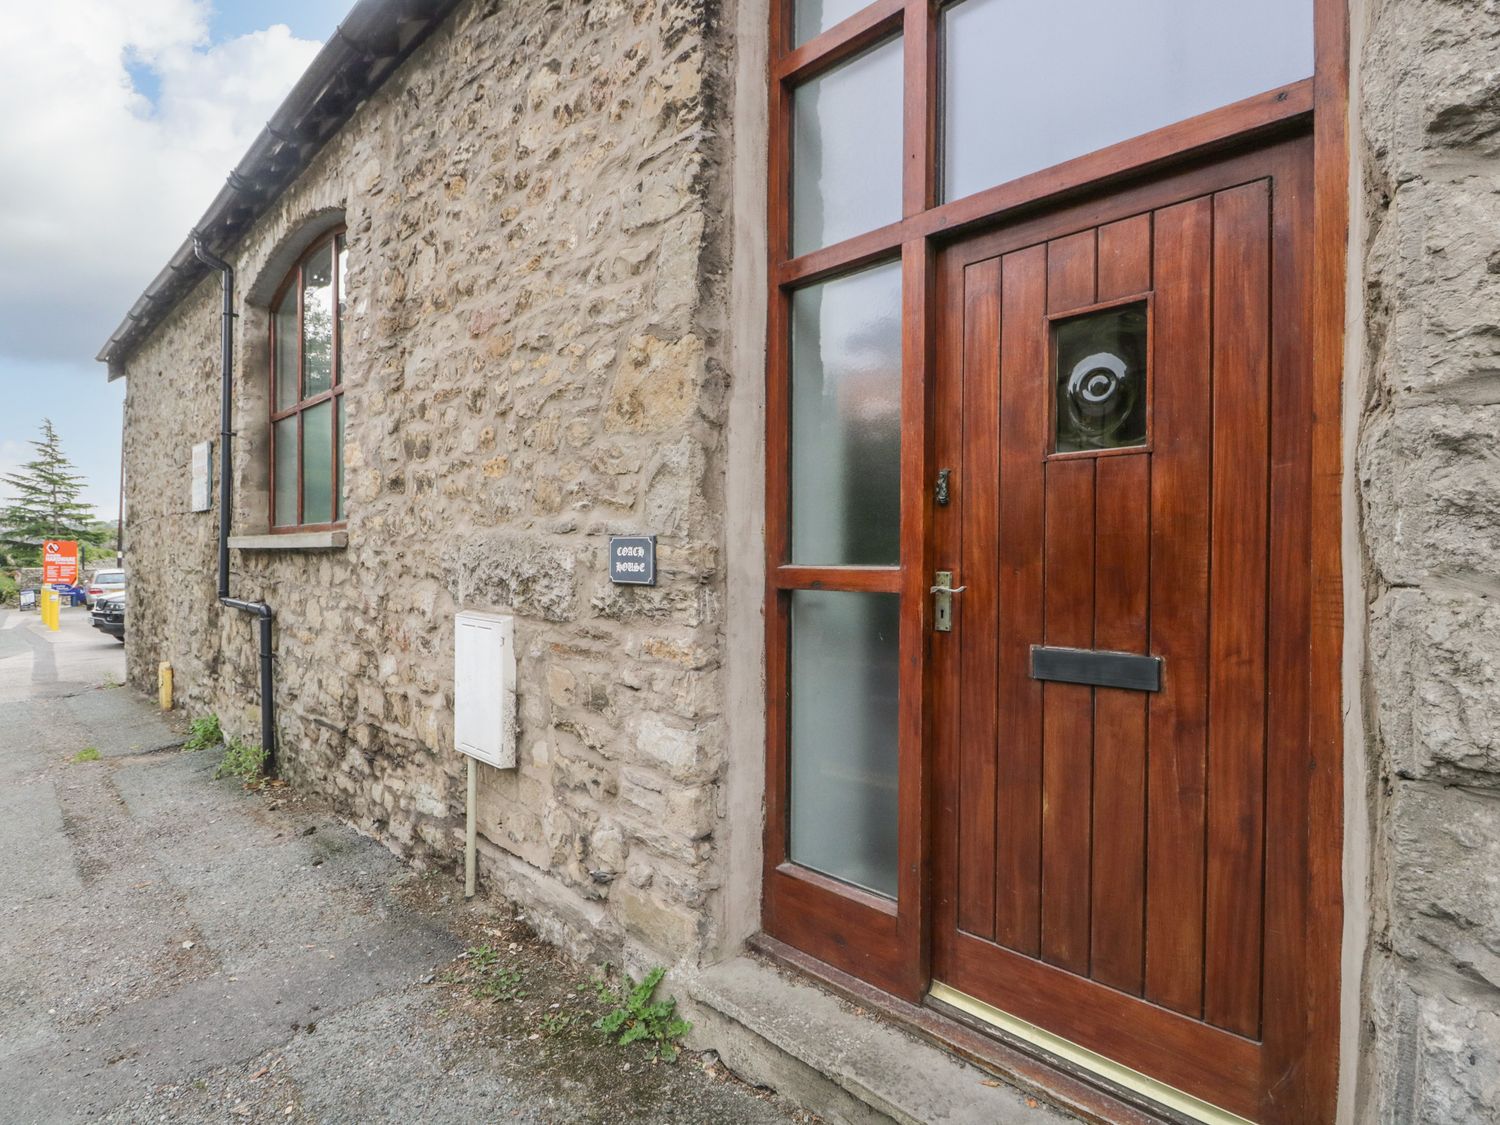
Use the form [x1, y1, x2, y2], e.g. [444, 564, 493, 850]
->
[465, 757, 477, 899]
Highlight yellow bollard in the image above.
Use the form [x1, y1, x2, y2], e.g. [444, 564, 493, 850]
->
[45, 589, 59, 631]
[158, 662, 173, 711]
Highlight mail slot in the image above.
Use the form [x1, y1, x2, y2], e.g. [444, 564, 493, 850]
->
[1030, 646, 1162, 692]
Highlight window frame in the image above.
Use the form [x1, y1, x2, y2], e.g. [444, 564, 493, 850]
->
[268, 229, 346, 532]
[762, 13, 1348, 1110]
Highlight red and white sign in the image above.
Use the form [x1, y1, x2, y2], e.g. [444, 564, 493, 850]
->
[42, 540, 79, 585]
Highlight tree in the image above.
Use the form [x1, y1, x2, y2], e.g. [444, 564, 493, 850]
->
[0, 419, 104, 565]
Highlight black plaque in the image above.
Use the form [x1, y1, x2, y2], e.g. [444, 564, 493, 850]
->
[1030, 645, 1162, 692]
[608, 535, 657, 586]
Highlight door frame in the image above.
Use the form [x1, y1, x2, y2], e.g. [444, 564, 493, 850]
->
[928, 136, 1315, 1122]
[760, 1, 1349, 1119]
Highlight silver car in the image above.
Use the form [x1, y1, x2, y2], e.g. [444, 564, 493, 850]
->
[86, 569, 126, 607]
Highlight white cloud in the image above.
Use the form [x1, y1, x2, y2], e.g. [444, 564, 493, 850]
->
[0, 1, 322, 364]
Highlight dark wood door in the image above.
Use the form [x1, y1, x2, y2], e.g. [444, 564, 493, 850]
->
[932, 138, 1319, 1122]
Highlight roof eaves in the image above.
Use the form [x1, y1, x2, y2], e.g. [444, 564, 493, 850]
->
[98, 0, 463, 378]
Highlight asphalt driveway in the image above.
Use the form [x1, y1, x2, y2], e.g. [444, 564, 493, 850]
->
[0, 607, 803, 1124]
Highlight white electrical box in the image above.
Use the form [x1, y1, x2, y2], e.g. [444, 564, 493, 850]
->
[454, 611, 516, 768]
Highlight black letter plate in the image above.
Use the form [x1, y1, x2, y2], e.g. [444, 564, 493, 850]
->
[1030, 646, 1162, 692]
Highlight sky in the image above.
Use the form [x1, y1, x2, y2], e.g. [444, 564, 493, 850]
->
[0, 0, 355, 520]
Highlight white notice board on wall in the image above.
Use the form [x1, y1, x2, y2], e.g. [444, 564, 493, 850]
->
[190, 441, 213, 512]
[454, 611, 516, 768]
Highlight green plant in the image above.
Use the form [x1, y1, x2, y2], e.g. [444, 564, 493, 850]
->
[71, 747, 101, 763]
[593, 966, 691, 1060]
[214, 738, 267, 782]
[0, 574, 17, 606]
[464, 945, 527, 1002]
[539, 1009, 573, 1036]
[183, 714, 223, 752]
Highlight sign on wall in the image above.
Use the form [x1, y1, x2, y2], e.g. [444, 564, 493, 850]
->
[190, 440, 213, 512]
[42, 540, 79, 585]
[608, 535, 656, 586]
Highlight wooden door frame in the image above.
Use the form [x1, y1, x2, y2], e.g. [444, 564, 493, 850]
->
[760, 0, 1348, 1117]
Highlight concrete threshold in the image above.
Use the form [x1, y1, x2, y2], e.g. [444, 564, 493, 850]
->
[683, 952, 1080, 1125]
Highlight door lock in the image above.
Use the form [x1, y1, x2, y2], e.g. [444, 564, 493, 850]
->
[931, 571, 967, 632]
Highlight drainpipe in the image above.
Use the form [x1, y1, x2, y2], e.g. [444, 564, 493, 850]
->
[193, 235, 277, 772]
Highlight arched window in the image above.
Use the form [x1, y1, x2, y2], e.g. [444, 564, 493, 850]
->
[270, 230, 346, 529]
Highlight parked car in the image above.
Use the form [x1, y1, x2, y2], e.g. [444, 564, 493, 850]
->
[91, 592, 125, 642]
[86, 569, 126, 607]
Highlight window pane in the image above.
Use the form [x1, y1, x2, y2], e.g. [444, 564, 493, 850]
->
[273, 417, 297, 526]
[789, 590, 900, 899]
[791, 262, 902, 565]
[942, 0, 1315, 202]
[792, 36, 903, 255]
[273, 287, 299, 411]
[794, 0, 869, 45]
[336, 394, 345, 522]
[301, 400, 334, 525]
[302, 241, 334, 397]
[335, 235, 347, 385]
[1054, 303, 1148, 453]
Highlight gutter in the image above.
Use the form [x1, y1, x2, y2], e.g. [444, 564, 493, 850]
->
[193, 237, 277, 771]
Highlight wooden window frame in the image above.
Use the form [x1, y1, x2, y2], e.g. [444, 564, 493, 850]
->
[763, 0, 1348, 1118]
[269, 229, 346, 533]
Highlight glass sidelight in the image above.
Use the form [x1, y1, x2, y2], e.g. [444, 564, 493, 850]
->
[790, 262, 903, 564]
[789, 590, 901, 897]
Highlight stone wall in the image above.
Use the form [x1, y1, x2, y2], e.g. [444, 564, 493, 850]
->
[1357, 1, 1500, 1120]
[120, 0, 738, 968]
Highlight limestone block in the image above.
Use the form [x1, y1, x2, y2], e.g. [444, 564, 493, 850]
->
[1373, 589, 1500, 781]
[1413, 988, 1500, 1123]
[613, 881, 699, 955]
[1360, 403, 1500, 588]
[1390, 782, 1500, 990]
[604, 334, 705, 432]
[449, 531, 582, 621]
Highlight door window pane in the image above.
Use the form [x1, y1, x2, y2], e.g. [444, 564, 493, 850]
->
[789, 590, 900, 898]
[301, 400, 334, 525]
[1054, 303, 1148, 453]
[791, 262, 902, 565]
[302, 242, 334, 397]
[273, 288, 299, 410]
[273, 418, 297, 526]
[794, 0, 870, 45]
[793, 36, 903, 255]
[942, 0, 1314, 202]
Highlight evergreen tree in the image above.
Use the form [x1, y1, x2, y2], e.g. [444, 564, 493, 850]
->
[0, 419, 103, 565]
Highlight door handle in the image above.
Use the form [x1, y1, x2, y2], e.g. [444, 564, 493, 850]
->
[932, 571, 966, 632]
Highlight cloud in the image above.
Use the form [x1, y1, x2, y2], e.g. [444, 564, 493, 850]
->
[0, 1, 321, 366]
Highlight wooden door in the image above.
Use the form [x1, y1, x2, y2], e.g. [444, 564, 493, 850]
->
[931, 138, 1318, 1122]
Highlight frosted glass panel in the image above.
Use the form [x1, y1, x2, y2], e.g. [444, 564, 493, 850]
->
[789, 590, 900, 898]
[942, 0, 1315, 201]
[794, 0, 870, 44]
[793, 36, 903, 254]
[273, 418, 297, 526]
[791, 262, 902, 565]
[301, 400, 333, 525]
[273, 288, 298, 410]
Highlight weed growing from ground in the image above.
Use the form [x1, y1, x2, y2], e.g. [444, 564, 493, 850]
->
[464, 944, 528, 1002]
[214, 738, 267, 782]
[592, 966, 691, 1060]
[70, 747, 102, 763]
[183, 714, 223, 751]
